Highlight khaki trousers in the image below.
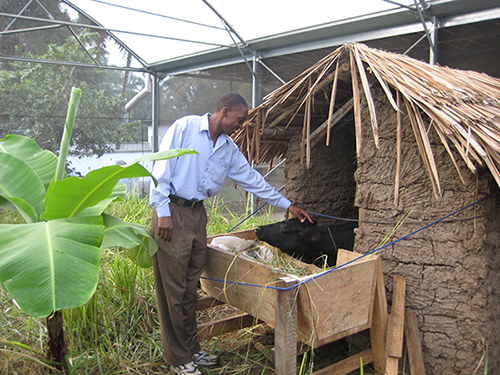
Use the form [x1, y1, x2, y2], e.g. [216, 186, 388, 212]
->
[151, 203, 207, 366]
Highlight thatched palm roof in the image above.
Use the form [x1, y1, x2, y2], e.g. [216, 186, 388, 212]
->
[233, 43, 500, 200]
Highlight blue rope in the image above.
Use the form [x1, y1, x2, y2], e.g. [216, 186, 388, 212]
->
[202, 194, 490, 291]
[227, 186, 285, 232]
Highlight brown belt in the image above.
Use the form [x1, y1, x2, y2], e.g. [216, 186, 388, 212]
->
[169, 194, 204, 209]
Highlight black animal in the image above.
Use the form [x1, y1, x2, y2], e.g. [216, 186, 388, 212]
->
[255, 218, 357, 267]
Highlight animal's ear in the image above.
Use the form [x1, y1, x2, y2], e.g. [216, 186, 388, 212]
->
[298, 227, 323, 243]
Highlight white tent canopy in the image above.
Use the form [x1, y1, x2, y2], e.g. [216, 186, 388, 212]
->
[64, 0, 400, 67]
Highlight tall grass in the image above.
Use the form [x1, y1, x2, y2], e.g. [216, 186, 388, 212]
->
[0, 195, 281, 374]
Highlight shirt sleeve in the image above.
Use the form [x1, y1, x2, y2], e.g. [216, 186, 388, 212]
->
[227, 150, 292, 210]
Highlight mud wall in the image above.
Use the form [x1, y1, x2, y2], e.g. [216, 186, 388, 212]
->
[353, 84, 500, 374]
[284, 120, 358, 226]
[283, 82, 500, 373]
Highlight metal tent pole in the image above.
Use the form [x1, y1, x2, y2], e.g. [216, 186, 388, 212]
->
[429, 16, 438, 65]
[152, 75, 160, 153]
[251, 53, 260, 211]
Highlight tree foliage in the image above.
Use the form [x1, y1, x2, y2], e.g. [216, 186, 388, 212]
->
[0, 0, 73, 57]
[0, 32, 142, 156]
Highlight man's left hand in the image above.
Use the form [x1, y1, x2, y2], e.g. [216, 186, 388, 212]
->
[288, 204, 313, 223]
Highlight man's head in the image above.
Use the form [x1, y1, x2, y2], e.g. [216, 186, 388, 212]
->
[216, 92, 249, 136]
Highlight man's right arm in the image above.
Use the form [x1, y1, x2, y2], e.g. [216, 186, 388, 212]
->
[157, 216, 174, 242]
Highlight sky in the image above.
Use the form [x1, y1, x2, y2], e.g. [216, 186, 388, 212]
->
[64, 0, 407, 66]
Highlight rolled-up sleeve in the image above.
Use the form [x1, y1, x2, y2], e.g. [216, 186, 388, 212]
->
[227, 151, 291, 210]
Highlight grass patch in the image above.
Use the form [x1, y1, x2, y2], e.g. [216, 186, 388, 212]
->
[0, 195, 292, 374]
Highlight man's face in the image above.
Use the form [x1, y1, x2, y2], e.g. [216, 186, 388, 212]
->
[221, 104, 248, 136]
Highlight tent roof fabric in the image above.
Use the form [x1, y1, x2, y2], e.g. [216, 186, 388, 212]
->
[233, 43, 500, 198]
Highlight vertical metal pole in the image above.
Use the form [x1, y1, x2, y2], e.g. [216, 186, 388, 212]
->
[152, 75, 160, 152]
[252, 54, 259, 109]
[429, 16, 438, 65]
[251, 54, 259, 211]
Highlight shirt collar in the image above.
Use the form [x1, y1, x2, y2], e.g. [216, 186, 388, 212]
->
[200, 112, 231, 146]
[200, 113, 211, 133]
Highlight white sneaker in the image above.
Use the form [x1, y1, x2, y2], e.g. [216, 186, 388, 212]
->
[192, 350, 219, 367]
[170, 361, 201, 375]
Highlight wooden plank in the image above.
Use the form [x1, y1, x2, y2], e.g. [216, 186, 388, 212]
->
[196, 296, 224, 311]
[370, 258, 388, 375]
[201, 244, 281, 327]
[274, 278, 298, 375]
[297, 255, 377, 346]
[336, 248, 366, 265]
[312, 349, 373, 375]
[266, 341, 312, 365]
[203, 232, 381, 351]
[309, 98, 354, 148]
[197, 313, 256, 342]
[207, 228, 256, 242]
[405, 310, 426, 375]
[281, 252, 323, 274]
[387, 275, 406, 357]
[385, 275, 406, 375]
[253, 340, 275, 364]
[315, 321, 372, 348]
[386, 357, 399, 375]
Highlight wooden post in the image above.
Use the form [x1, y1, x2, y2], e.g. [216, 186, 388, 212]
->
[370, 258, 388, 375]
[405, 310, 426, 375]
[386, 275, 406, 375]
[274, 277, 299, 375]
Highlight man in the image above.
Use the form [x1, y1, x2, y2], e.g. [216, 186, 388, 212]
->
[150, 92, 312, 375]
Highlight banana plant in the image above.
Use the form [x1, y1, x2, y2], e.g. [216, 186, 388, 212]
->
[0, 87, 196, 319]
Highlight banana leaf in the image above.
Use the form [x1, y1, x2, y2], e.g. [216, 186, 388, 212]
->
[0, 216, 104, 318]
[101, 213, 157, 268]
[42, 163, 152, 220]
[0, 153, 46, 223]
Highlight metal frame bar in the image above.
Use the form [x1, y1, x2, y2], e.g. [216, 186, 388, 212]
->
[201, 0, 255, 79]
[0, 24, 62, 34]
[0, 12, 228, 49]
[201, 0, 253, 52]
[0, 54, 146, 72]
[1, 0, 35, 33]
[381, 0, 415, 11]
[258, 58, 286, 84]
[413, 0, 435, 50]
[62, 0, 148, 69]
[88, 0, 226, 31]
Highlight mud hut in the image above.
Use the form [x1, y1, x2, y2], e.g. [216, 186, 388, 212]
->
[233, 43, 500, 374]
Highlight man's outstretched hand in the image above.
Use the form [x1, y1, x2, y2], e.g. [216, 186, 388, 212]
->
[288, 204, 313, 223]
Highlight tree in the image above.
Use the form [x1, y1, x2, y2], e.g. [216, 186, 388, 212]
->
[0, 0, 73, 57]
[0, 88, 195, 368]
[0, 31, 140, 156]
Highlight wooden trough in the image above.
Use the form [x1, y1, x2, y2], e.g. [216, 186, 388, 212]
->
[199, 228, 391, 375]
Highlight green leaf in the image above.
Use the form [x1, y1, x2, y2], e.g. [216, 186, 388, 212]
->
[0, 216, 104, 318]
[0, 134, 57, 189]
[133, 148, 198, 163]
[0, 152, 45, 222]
[77, 183, 127, 217]
[125, 236, 156, 268]
[0, 197, 38, 224]
[42, 163, 152, 221]
[101, 214, 157, 268]
[55, 87, 81, 181]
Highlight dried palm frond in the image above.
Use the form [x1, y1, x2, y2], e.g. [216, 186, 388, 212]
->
[233, 43, 500, 199]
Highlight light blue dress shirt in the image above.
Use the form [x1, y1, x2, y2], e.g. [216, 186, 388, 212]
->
[150, 113, 292, 217]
